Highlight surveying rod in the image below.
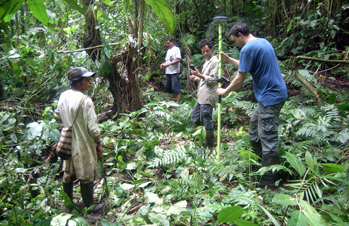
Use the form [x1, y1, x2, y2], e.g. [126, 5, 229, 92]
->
[213, 16, 228, 160]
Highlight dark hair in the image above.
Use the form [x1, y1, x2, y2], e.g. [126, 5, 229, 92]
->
[229, 22, 251, 37]
[199, 39, 213, 50]
[166, 37, 174, 43]
[70, 77, 84, 88]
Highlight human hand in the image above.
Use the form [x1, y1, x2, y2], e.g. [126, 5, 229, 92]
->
[96, 145, 103, 157]
[190, 75, 198, 81]
[216, 88, 226, 96]
[220, 52, 229, 62]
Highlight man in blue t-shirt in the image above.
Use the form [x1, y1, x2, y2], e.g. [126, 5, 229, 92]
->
[217, 22, 288, 187]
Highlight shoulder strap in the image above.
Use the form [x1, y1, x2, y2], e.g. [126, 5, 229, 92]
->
[71, 95, 88, 126]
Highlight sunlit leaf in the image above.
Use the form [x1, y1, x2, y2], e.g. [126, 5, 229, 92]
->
[27, 0, 48, 25]
[145, 0, 175, 35]
[272, 194, 298, 206]
[63, 0, 85, 15]
[217, 206, 243, 223]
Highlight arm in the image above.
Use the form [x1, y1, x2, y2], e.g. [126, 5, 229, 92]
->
[85, 98, 103, 157]
[221, 52, 239, 68]
[216, 71, 247, 96]
[160, 58, 181, 68]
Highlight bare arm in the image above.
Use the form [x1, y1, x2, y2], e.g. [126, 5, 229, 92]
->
[216, 72, 247, 96]
[221, 52, 239, 68]
[160, 58, 181, 68]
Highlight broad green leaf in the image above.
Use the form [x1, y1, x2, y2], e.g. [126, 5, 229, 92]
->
[10, 133, 17, 143]
[167, 200, 187, 215]
[42, 106, 51, 117]
[148, 213, 169, 226]
[287, 210, 307, 226]
[234, 219, 258, 226]
[15, 168, 27, 173]
[51, 213, 73, 226]
[217, 206, 243, 223]
[298, 200, 326, 226]
[286, 152, 306, 176]
[49, 129, 61, 142]
[144, 192, 162, 205]
[321, 163, 347, 173]
[0, 114, 10, 124]
[63, 0, 85, 15]
[103, 0, 114, 6]
[1, 0, 24, 22]
[145, 0, 175, 35]
[120, 183, 134, 190]
[305, 151, 319, 174]
[26, 0, 48, 25]
[272, 194, 298, 206]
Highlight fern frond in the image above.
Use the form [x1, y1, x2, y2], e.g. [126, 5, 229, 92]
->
[148, 146, 187, 168]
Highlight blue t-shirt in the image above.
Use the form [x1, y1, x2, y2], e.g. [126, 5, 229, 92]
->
[239, 38, 288, 106]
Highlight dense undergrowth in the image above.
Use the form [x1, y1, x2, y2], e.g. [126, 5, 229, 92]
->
[1, 67, 349, 225]
[1, 0, 349, 225]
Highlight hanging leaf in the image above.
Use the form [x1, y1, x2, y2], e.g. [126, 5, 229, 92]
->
[286, 152, 306, 176]
[287, 20, 293, 33]
[1, 0, 24, 22]
[145, 0, 175, 35]
[217, 206, 243, 223]
[63, 0, 85, 15]
[26, 0, 48, 25]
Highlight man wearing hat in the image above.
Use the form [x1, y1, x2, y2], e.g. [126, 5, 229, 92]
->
[55, 67, 105, 213]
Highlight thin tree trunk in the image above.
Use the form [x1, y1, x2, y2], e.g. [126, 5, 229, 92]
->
[132, 0, 138, 39]
[137, 0, 145, 49]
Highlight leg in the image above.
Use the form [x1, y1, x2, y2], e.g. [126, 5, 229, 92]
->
[164, 74, 172, 93]
[80, 180, 105, 213]
[249, 105, 262, 158]
[171, 73, 181, 101]
[63, 171, 76, 202]
[201, 104, 214, 147]
[192, 102, 202, 128]
[258, 102, 284, 187]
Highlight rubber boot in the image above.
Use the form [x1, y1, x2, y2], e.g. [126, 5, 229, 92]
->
[62, 182, 74, 213]
[80, 182, 105, 213]
[63, 182, 74, 202]
[258, 155, 279, 187]
[206, 129, 215, 148]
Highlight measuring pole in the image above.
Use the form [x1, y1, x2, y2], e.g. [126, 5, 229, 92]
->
[213, 16, 228, 160]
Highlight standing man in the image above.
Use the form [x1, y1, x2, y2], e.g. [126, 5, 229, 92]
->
[160, 37, 182, 102]
[190, 39, 219, 147]
[216, 23, 288, 187]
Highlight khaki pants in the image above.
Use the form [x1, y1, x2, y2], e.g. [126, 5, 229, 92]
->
[63, 171, 92, 184]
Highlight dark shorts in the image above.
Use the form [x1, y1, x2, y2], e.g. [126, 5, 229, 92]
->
[164, 73, 181, 95]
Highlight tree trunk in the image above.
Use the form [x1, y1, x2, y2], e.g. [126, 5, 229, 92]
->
[82, 0, 102, 61]
[81, 0, 142, 114]
[132, 0, 138, 39]
[137, 0, 145, 49]
[105, 46, 142, 113]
